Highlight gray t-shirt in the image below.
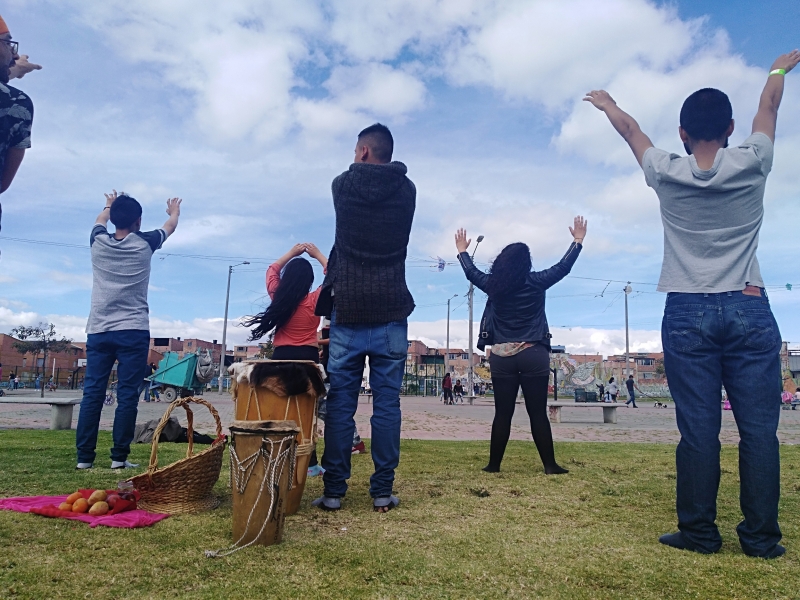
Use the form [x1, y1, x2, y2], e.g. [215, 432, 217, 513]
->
[642, 132, 773, 293]
[86, 225, 166, 334]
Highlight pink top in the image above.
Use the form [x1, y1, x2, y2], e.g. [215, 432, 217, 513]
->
[267, 263, 322, 348]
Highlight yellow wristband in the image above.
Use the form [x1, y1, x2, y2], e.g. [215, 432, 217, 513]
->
[769, 68, 786, 76]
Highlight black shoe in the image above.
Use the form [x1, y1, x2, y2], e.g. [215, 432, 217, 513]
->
[659, 532, 718, 555]
[744, 544, 785, 559]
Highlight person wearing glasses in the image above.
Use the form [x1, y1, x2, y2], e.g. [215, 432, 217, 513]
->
[0, 13, 41, 226]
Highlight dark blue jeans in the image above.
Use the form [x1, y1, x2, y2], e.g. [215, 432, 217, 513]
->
[322, 314, 407, 498]
[76, 329, 150, 463]
[662, 290, 782, 556]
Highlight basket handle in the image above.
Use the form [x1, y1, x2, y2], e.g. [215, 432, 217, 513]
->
[146, 396, 224, 473]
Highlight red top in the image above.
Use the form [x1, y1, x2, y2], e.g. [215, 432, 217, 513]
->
[267, 263, 322, 348]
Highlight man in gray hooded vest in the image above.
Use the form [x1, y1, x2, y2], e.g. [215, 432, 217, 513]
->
[314, 123, 415, 513]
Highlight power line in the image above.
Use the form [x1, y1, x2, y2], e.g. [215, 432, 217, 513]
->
[2, 235, 798, 291]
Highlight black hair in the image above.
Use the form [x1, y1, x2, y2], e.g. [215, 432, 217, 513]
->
[609, 377, 615, 383]
[486, 242, 532, 298]
[679, 88, 733, 141]
[628, 374, 634, 378]
[243, 258, 315, 341]
[109, 195, 143, 230]
[357, 123, 393, 163]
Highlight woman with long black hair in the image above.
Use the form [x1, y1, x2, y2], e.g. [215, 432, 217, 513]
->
[454, 216, 587, 474]
[243, 242, 327, 361]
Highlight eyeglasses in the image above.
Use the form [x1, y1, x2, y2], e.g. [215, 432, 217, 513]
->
[1, 40, 19, 54]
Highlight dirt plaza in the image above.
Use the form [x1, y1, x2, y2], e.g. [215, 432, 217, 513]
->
[3, 390, 800, 445]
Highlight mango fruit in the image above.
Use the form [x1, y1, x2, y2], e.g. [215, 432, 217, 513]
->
[58, 502, 72, 511]
[66, 492, 83, 504]
[88, 490, 107, 506]
[71, 498, 89, 513]
[88, 501, 109, 516]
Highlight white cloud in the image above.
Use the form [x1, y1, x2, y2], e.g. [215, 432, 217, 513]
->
[444, 0, 701, 109]
[407, 318, 660, 357]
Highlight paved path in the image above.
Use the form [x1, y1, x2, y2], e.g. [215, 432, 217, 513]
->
[2, 390, 800, 444]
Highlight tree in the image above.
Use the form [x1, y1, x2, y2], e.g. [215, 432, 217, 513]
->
[654, 358, 665, 377]
[255, 337, 275, 359]
[11, 322, 73, 398]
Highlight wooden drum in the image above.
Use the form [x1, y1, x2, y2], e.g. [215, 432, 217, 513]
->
[229, 420, 299, 548]
[229, 360, 325, 515]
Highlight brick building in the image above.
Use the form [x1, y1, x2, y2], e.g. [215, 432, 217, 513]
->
[604, 352, 665, 383]
[436, 347, 481, 375]
[0, 333, 86, 386]
[151, 337, 223, 364]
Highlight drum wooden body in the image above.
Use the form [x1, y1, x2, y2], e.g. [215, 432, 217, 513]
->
[229, 420, 298, 547]
[230, 361, 324, 515]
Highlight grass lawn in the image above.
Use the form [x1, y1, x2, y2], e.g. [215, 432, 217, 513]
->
[1, 430, 799, 599]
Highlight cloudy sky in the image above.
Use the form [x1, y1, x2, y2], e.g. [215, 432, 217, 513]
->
[1, 0, 799, 356]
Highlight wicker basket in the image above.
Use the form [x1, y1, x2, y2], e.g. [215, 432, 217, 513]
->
[127, 397, 225, 515]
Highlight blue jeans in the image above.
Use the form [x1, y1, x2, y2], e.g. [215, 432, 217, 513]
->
[76, 330, 151, 463]
[662, 290, 782, 556]
[625, 389, 636, 406]
[322, 314, 407, 498]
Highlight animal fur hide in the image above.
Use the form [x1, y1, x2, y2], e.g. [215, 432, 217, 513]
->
[229, 360, 326, 398]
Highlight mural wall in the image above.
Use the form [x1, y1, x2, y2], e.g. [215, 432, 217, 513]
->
[549, 355, 671, 399]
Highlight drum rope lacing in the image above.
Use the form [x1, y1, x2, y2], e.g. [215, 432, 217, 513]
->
[244, 386, 319, 461]
[205, 434, 296, 559]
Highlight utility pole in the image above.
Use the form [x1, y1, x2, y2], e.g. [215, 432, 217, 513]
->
[624, 283, 632, 378]
[445, 294, 458, 375]
[468, 235, 484, 405]
[218, 261, 249, 394]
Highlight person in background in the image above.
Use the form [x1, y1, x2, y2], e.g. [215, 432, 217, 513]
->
[480, 382, 486, 397]
[442, 373, 453, 405]
[453, 378, 464, 403]
[75, 190, 181, 470]
[243, 242, 327, 362]
[596, 381, 605, 402]
[625, 374, 638, 408]
[586, 49, 800, 558]
[14, 375, 19, 389]
[473, 382, 480, 397]
[607, 377, 618, 402]
[455, 216, 586, 475]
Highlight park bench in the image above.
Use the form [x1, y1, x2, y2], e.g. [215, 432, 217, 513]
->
[0, 397, 81, 430]
[547, 401, 620, 424]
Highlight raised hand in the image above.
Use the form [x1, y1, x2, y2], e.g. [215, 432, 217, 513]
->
[583, 90, 617, 111]
[165, 197, 182, 216]
[104, 189, 120, 207]
[8, 55, 42, 80]
[303, 242, 322, 258]
[454, 228, 471, 253]
[771, 50, 800, 74]
[569, 216, 588, 244]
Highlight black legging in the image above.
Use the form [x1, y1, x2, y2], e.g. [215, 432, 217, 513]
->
[487, 345, 557, 470]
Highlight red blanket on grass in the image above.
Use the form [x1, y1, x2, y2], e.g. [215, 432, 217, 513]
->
[0, 489, 169, 528]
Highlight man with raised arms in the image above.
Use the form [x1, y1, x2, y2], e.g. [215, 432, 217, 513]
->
[586, 50, 800, 559]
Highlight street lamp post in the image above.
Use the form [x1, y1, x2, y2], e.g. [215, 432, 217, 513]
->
[218, 261, 250, 394]
[624, 283, 632, 379]
[468, 235, 484, 405]
[445, 294, 458, 375]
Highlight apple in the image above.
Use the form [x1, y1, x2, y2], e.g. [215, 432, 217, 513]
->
[106, 494, 120, 508]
